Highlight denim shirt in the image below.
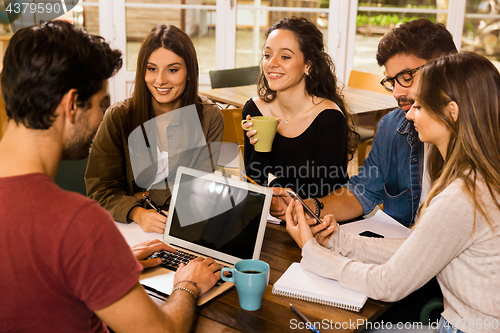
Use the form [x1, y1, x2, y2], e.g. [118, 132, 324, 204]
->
[345, 108, 423, 226]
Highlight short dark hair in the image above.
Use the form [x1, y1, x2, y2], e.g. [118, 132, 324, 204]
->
[130, 24, 203, 121]
[1, 20, 122, 129]
[376, 19, 457, 67]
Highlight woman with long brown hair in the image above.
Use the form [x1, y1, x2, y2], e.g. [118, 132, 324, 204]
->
[286, 52, 500, 333]
[85, 24, 223, 233]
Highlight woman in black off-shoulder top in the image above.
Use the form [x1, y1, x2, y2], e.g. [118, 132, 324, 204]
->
[243, 17, 359, 200]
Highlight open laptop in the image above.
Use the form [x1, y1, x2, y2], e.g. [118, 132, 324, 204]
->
[140, 166, 272, 305]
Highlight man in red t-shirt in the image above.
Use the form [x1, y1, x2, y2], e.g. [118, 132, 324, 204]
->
[0, 21, 222, 333]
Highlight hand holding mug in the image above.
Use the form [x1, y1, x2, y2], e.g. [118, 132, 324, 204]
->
[242, 115, 258, 145]
[241, 116, 278, 152]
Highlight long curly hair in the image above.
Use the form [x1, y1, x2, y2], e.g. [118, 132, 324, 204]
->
[257, 17, 359, 160]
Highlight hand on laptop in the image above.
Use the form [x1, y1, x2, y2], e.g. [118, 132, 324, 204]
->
[175, 257, 223, 296]
[131, 239, 176, 268]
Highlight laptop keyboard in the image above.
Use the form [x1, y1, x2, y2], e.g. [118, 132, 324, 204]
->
[146, 249, 231, 284]
[146, 249, 197, 271]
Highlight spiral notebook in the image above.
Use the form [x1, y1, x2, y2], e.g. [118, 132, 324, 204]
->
[272, 263, 367, 312]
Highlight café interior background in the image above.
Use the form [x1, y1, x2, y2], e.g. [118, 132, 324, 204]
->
[1, 0, 499, 106]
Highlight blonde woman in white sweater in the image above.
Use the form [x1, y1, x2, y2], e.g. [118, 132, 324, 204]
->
[285, 51, 500, 333]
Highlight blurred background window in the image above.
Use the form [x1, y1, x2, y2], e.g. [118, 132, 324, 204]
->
[3, 1, 499, 103]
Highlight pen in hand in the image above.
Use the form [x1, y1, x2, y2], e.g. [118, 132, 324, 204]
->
[143, 194, 167, 218]
[289, 303, 320, 333]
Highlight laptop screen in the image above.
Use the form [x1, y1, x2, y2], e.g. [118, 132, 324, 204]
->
[167, 172, 268, 261]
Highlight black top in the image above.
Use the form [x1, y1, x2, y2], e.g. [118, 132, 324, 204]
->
[243, 99, 349, 199]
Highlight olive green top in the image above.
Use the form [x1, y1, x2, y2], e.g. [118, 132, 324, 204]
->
[85, 97, 223, 223]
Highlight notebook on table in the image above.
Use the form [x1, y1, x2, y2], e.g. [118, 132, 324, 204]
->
[272, 263, 367, 312]
[140, 166, 272, 305]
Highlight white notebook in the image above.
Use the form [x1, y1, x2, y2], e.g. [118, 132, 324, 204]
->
[272, 263, 367, 312]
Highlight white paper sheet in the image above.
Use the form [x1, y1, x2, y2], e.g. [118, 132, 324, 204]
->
[339, 210, 411, 239]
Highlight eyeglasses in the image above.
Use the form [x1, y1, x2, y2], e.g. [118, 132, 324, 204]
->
[380, 65, 424, 93]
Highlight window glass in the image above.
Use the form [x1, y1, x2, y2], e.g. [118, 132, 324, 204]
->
[354, 1, 448, 75]
[235, 2, 328, 68]
[0, 2, 99, 69]
[60, 3, 100, 35]
[125, 0, 216, 73]
[462, 0, 500, 70]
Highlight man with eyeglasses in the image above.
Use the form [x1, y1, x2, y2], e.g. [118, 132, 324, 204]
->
[380, 64, 424, 96]
[272, 19, 457, 227]
[343, 19, 457, 226]
[272, 18, 457, 324]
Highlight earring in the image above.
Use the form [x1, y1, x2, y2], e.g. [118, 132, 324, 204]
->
[305, 72, 309, 76]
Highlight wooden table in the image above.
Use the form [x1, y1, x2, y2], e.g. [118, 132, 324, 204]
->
[200, 84, 397, 116]
[117, 222, 391, 332]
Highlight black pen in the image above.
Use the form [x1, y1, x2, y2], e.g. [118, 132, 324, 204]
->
[143, 194, 167, 217]
[289, 303, 320, 333]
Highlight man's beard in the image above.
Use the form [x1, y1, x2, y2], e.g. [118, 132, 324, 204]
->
[62, 114, 97, 161]
[398, 97, 415, 110]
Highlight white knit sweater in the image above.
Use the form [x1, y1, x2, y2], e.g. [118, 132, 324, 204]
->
[301, 179, 500, 333]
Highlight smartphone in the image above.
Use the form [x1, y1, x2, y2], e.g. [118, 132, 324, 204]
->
[359, 231, 384, 238]
[286, 189, 323, 225]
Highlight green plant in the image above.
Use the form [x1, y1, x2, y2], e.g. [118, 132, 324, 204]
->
[356, 13, 431, 27]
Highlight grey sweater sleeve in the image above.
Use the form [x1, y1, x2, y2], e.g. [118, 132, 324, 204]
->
[300, 180, 475, 302]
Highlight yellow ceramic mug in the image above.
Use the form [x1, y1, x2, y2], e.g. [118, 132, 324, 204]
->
[241, 116, 278, 152]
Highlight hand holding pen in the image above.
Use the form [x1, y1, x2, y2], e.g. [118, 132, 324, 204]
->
[143, 194, 168, 217]
[124, 194, 168, 234]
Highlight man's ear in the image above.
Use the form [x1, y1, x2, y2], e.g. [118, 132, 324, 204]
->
[446, 101, 459, 122]
[60, 89, 79, 124]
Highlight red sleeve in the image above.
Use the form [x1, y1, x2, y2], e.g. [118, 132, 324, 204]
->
[59, 201, 143, 311]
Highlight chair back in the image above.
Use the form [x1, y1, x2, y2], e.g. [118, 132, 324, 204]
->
[209, 66, 260, 89]
[347, 70, 392, 95]
[55, 157, 89, 195]
[232, 111, 245, 147]
[221, 108, 243, 144]
[217, 108, 245, 175]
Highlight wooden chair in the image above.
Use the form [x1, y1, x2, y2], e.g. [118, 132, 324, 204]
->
[217, 108, 245, 178]
[347, 70, 391, 168]
[209, 66, 260, 89]
[232, 110, 245, 148]
[347, 70, 392, 96]
[221, 108, 243, 144]
[232, 110, 245, 167]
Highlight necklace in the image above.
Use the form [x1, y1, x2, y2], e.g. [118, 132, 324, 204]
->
[284, 99, 309, 125]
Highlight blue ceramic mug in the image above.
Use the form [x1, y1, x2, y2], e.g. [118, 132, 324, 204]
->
[221, 259, 270, 311]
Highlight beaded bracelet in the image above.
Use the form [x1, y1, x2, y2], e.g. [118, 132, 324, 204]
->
[309, 197, 324, 218]
[174, 280, 201, 296]
[172, 286, 197, 300]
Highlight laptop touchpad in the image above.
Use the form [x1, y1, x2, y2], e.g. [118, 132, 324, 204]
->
[140, 268, 175, 295]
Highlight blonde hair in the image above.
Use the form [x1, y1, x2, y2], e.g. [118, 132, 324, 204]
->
[416, 52, 500, 230]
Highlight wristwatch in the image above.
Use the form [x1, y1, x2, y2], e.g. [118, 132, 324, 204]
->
[309, 197, 324, 218]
